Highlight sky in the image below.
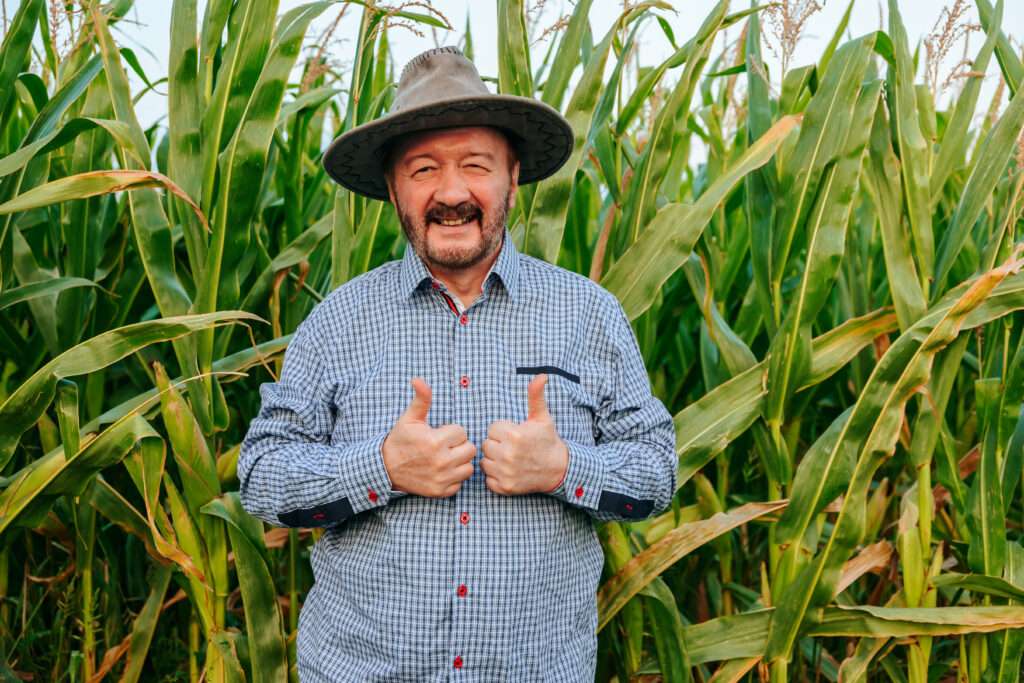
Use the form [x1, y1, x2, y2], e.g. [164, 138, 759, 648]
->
[5, 0, 1022, 137]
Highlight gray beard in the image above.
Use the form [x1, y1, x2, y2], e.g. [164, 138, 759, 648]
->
[395, 187, 511, 271]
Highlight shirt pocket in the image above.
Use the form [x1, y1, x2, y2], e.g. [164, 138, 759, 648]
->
[514, 365, 597, 447]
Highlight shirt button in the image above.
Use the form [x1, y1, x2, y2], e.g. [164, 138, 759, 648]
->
[459, 314, 468, 325]
[431, 281, 440, 289]
[575, 486, 584, 498]
[460, 376, 469, 388]
[453, 655, 463, 669]
[457, 584, 467, 597]
[368, 489, 378, 502]
[460, 512, 469, 525]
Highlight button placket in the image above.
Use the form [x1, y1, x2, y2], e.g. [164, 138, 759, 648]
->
[450, 287, 476, 673]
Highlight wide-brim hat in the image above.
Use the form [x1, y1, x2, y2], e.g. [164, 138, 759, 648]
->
[322, 46, 574, 202]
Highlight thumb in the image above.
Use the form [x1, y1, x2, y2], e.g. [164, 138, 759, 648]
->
[526, 374, 550, 420]
[403, 377, 432, 422]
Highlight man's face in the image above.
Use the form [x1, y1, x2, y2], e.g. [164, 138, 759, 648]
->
[386, 126, 519, 273]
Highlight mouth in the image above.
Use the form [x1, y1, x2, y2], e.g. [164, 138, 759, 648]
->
[426, 204, 482, 229]
[432, 215, 478, 227]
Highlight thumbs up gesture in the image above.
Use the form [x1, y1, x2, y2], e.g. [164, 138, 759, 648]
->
[382, 378, 476, 498]
[481, 374, 570, 495]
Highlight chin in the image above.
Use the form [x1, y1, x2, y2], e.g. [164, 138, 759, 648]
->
[426, 246, 486, 270]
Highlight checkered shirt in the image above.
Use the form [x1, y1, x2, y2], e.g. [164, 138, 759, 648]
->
[239, 232, 678, 682]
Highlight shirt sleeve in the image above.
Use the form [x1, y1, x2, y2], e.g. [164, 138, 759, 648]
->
[546, 293, 678, 522]
[238, 318, 403, 528]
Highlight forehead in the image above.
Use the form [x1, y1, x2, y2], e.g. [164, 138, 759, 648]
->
[389, 126, 513, 164]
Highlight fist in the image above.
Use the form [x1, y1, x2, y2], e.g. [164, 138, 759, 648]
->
[481, 374, 569, 495]
[382, 378, 476, 497]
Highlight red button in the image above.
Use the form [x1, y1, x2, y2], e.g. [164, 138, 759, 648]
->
[460, 376, 469, 388]
[312, 513, 324, 519]
[459, 314, 468, 325]
[453, 655, 463, 669]
[431, 281, 440, 289]
[626, 504, 633, 510]
[368, 489, 378, 502]
[457, 584, 467, 597]
[575, 486, 584, 498]
[460, 512, 469, 525]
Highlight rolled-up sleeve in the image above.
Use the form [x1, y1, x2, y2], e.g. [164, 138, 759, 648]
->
[548, 293, 678, 522]
[238, 319, 399, 528]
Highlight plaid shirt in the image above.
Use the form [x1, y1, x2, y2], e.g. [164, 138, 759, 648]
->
[239, 233, 677, 682]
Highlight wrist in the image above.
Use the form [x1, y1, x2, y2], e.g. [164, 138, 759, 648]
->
[546, 441, 569, 493]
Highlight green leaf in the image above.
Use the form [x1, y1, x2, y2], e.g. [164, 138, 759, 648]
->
[0, 413, 159, 539]
[930, 0, 1001, 204]
[0, 169, 204, 222]
[603, 115, 797, 320]
[118, 564, 173, 683]
[763, 78, 881, 436]
[0, 311, 259, 470]
[198, 2, 331, 317]
[0, 0, 43, 121]
[770, 34, 876, 298]
[617, 0, 728, 245]
[674, 308, 898, 486]
[886, 0, 934, 286]
[866, 98, 926, 331]
[933, 61, 1024, 298]
[199, 0, 280, 215]
[522, 3, 618, 263]
[976, 0, 1024, 96]
[765, 254, 1024, 663]
[537, 0, 593, 111]
[497, 0, 533, 99]
[598, 501, 786, 630]
[203, 493, 289, 682]
[0, 276, 98, 310]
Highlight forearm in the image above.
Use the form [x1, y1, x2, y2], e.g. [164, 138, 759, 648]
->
[548, 408, 677, 522]
[239, 425, 399, 528]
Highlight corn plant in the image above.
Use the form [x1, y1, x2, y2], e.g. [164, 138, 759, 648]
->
[1, 0, 1023, 681]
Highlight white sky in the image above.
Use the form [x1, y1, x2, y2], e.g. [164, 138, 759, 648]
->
[6, 1, 1022, 138]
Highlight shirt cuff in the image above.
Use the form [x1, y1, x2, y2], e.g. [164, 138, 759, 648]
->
[546, 439, 605, 510]
[337, 431, 406, 514]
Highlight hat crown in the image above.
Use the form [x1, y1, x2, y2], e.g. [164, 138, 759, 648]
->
[392, 47, 490, 113]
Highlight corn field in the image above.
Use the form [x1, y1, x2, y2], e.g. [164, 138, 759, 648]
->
[1, 0, 1023, 680]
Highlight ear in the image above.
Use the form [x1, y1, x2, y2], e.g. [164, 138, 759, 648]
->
[507, 161, 520, 211]
[385, 171, 397, 205]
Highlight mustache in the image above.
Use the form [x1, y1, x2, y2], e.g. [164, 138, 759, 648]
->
[425, 202, 482, 223]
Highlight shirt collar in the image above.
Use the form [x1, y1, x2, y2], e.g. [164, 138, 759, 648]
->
[398, 229, 521, 302]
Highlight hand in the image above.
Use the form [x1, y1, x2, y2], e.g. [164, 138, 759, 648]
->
[481, 374, 569, 495]
[382, 378, 476, 497]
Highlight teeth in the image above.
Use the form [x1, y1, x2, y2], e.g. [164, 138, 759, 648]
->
[435, 217, 474, 226]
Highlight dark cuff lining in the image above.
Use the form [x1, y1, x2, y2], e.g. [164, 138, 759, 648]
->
[278, 497, 355, 528]
[598, 491, 654, 519]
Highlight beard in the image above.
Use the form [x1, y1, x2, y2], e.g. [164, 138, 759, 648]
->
[395, 184, 512, 271]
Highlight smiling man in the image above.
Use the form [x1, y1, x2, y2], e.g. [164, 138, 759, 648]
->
[239, 47, 677, 682]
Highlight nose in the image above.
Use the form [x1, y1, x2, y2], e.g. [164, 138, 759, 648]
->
[432, 167, 471, 206]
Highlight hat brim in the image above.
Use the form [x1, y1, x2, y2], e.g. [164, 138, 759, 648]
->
[322, 94, 574, 201]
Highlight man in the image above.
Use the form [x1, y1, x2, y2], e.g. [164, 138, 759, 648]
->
[239, 46, 677, 681]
